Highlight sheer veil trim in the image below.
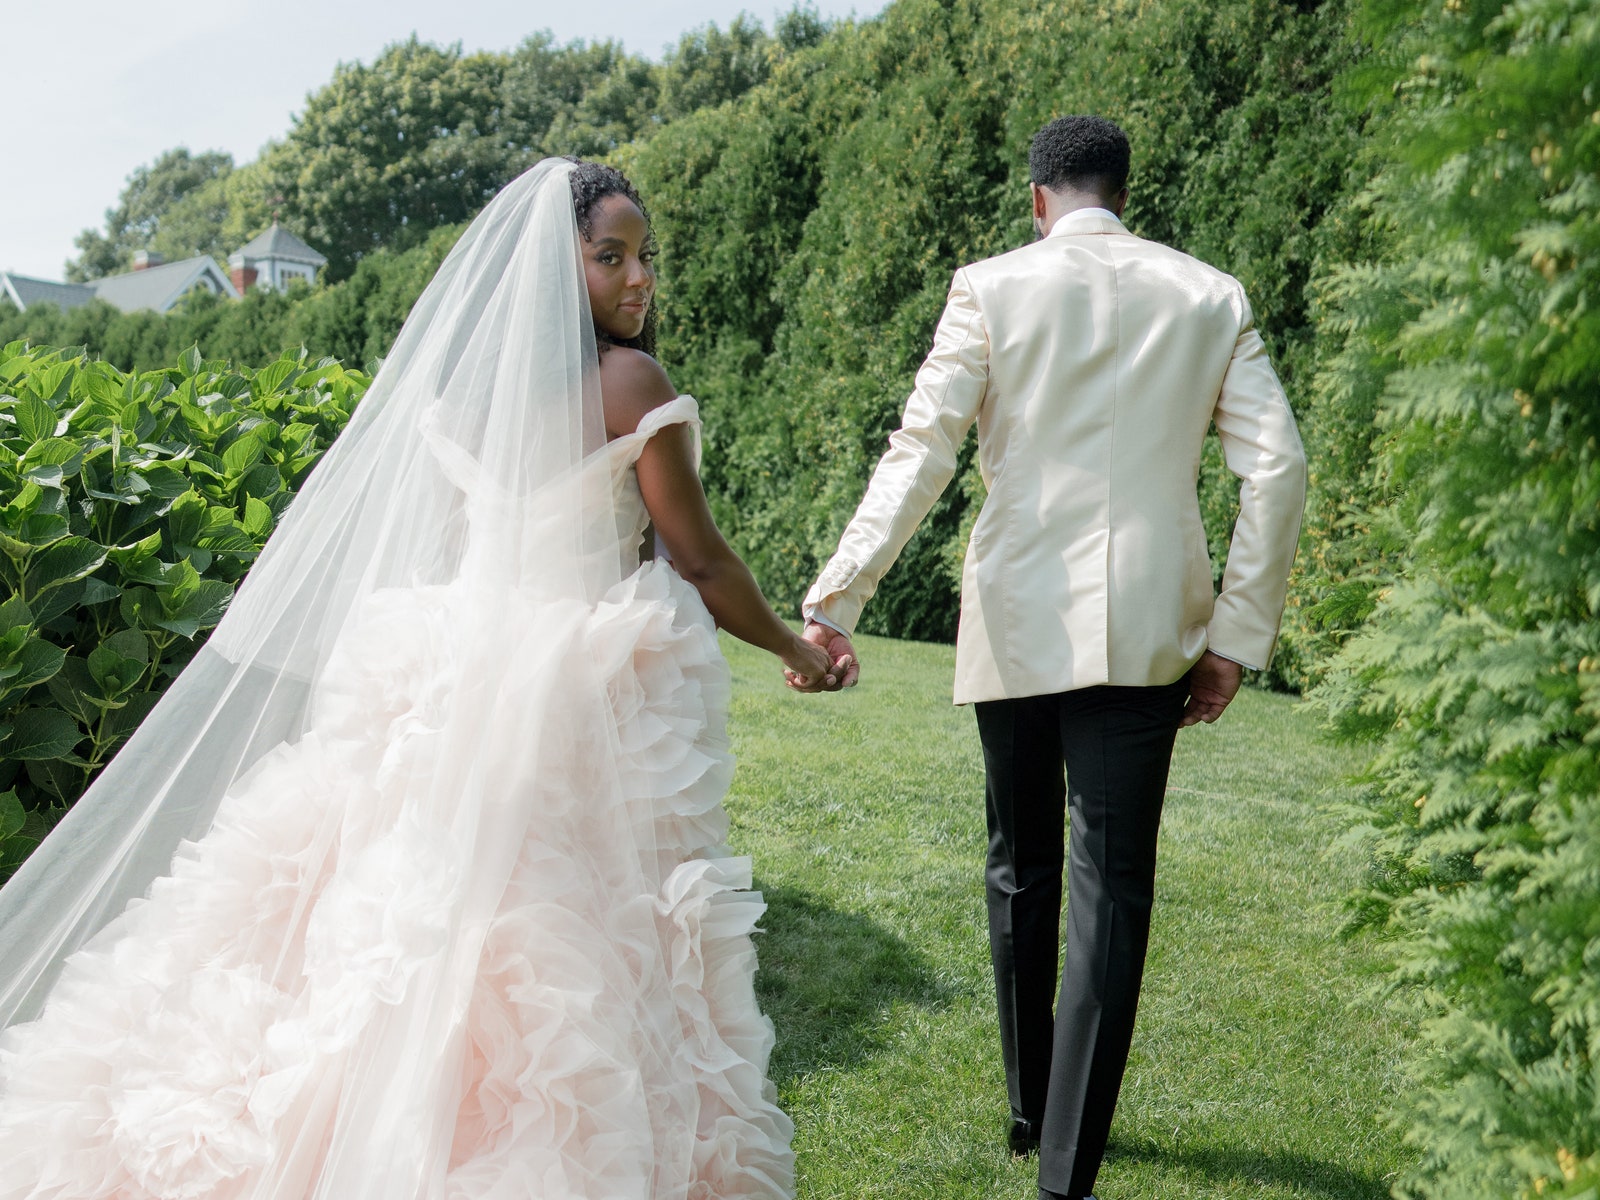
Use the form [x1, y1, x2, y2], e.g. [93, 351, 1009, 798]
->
[0, 158, 609, 1025]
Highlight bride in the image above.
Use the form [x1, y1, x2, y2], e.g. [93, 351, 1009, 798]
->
[0, 158, 838, 1199]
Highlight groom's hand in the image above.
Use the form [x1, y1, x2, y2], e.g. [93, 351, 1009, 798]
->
[1180, 650, 1243, 727]
[785, 621, 860, 692]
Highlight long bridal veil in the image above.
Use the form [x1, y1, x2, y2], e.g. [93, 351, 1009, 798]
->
[0, 158, 643, 1144]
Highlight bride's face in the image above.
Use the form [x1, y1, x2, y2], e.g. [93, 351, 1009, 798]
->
[582, 195, 656, 342]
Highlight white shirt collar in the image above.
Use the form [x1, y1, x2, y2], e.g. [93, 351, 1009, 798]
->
[1045, 207, 1126, 238]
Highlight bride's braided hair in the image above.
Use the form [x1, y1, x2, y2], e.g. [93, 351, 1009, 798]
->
[568, 159, 659, 357]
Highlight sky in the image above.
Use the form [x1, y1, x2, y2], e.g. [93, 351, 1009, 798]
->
[1, 0, 890, 281]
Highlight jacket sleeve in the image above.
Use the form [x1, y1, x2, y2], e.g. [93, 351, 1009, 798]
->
[1206, 290, 1308, 669]
[802, 268, 990, 635]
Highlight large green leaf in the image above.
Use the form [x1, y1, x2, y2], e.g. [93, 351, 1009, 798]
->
[45, 657, 101, 723]
[73, 362, 127, 406]
[0, 482, 71, 549]
[239, 464, 283, 500]
[100, 629, 150, 665]
[200, 524, 257, 558]
[31, 579, 85, 627]
[213, 374, 250, 401]
[117, 586, 160, 634]
[97, 689, 162, 744]
[164, 490, 207, 554]
[0, 790, 22, 840]
[152, 577, 233, 638]
[242, 496, 274, 539]
[21, 437, 85, 475]
[25, 536, 107, 598]
[11, 394, 58, 442]
[0, 802, 64, 878]
[23, 760, 82, 804]
[253, 358, 299, 396]
[86, 642, 146, 698]
[80, 576, 121, 606]
[3, 707, 83, 760]
[139, 463, 191, 499]
[0, 638, 65, 696]
[106, 530, 166, 586]
[222, 433, 266, 477]
[0, 595, 31, 634]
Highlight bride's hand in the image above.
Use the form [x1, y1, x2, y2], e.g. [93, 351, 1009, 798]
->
[780, 633, 836, 691]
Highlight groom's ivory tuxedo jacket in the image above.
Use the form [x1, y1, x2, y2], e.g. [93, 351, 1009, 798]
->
[803, 208, 1308, 705]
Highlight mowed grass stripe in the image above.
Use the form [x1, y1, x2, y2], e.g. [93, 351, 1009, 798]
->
[718, 630, 1411, 1200]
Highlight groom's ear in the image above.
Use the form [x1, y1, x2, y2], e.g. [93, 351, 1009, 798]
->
[1030, 182, 1047, 221]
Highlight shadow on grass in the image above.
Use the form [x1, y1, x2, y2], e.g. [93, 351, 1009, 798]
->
[1108, 1135, 1393, 1200]
[754, 881, 952, 1083]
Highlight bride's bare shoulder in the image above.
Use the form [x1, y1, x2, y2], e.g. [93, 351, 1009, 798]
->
[600, 347, 677, 439]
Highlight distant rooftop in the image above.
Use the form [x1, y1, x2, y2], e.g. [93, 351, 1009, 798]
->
[1, 272, 96, 312]
[1, 256, 237, 315]
[5, 222, 323, 315]
[232, 222, 327, 267]
[89, 255, 236, 313]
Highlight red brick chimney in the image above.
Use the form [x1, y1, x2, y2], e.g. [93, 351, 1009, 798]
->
[132, 250, 164, 271]
[231, 264, 258, 295]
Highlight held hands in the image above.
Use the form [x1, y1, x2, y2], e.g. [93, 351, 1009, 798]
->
[783, 620, 860, 693]
[1180, 650, 1243, 727]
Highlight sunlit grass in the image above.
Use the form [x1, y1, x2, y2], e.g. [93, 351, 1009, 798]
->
[720, 630, 1411, 1200]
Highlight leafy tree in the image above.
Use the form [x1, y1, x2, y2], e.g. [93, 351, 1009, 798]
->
[258, 38, 514, 279]
[68, 149, 234, 281]
[503, 34, 660, 160]
[147, 173, 235, 265]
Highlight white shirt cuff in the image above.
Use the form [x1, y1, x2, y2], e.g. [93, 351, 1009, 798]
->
[1207, 648, 1258, 671]
[803, 607, 849, 637]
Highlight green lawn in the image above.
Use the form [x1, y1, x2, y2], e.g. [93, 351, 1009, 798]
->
[719, 630, 1412, 1200]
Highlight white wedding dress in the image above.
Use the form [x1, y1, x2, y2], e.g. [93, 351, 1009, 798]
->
[0, 395, 795, 1200]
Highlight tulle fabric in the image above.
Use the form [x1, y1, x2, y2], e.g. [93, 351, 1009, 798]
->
[0, 397, 795, 1199]
[0, 153, 794, 1200]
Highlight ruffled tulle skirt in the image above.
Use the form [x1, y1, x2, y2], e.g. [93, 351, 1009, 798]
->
[0, 561, 794, 1200]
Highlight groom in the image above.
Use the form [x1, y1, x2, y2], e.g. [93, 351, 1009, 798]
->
[792, 116, 1306, 1199]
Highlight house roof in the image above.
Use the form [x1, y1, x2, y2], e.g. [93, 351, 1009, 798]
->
[88, 255, 239, 314]
[1, 272, 97, 312]
[231, 222, 327, 267]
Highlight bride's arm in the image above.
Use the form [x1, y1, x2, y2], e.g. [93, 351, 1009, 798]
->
[601, 350, 836, 686]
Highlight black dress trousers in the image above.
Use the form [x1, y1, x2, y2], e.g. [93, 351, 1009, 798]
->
[974, 677, 1187, 1199]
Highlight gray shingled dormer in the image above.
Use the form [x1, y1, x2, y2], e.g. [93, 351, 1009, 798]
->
[228, 222, 328, 294]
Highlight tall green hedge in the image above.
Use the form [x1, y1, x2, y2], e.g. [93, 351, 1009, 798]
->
[0, 341, 367, 878]
[627, 0, 1363, 660]
[1313, 0, 1600, 1194]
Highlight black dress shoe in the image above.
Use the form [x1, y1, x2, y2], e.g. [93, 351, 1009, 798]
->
[1008, 1117, 1041, 1157]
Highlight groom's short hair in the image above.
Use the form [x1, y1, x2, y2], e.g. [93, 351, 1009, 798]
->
[1029, 115, 1131, 194]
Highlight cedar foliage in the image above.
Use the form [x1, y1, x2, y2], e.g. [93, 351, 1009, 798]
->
[1312, 0, 1600, 1195]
